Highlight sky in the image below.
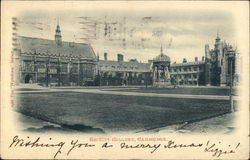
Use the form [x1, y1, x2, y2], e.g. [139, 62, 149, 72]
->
[17, 4, 236, 63]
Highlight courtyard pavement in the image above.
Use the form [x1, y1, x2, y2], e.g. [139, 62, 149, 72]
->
[14, 84, 239, 101]
[14, 110, 237, 134]
[142, 111, 238, 134]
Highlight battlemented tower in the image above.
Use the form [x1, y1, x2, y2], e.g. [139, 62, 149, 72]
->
[204, 35, 238, 86]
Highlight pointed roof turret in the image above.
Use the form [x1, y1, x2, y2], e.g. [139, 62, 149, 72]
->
[153, 45, 170, 62]
[55, 20, 62, 46]
[216, 32, 221, 42]
[160, 44, 163, 55]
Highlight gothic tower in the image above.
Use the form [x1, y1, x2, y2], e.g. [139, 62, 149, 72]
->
[205, 44, 210, 60]
[214, 33, 223, 65]
[55, 22, 62, 46]
[214, 33, 221, 50]
[204, 44, 211, 86]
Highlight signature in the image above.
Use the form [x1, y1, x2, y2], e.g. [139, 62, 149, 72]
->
[204, 140, 240, 157]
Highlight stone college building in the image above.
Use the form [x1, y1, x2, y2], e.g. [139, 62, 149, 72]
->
[14, 24, 241, 87]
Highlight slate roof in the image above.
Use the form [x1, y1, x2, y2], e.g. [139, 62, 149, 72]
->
[98, 59, 205, 72]
[171, 61, 205, 67]
[18, 36, 96, 59]
[98, 60, 151, 72]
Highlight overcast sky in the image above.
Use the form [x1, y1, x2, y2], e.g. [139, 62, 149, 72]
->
[17, 4, 236, 63]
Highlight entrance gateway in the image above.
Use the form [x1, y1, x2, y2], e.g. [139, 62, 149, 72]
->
[24, 75, 32, 83]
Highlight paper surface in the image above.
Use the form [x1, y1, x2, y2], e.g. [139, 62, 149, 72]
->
[1, 1, 249, 159]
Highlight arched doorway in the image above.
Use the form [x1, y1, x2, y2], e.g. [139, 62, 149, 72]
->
[123, 79, 127, 86]
[24, 75, 32, 83]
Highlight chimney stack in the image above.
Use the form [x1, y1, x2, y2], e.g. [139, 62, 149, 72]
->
[117, 54, 124, 62]
[183, 58, 187, 63]
[148, 60, 153, 63]
[202, 56, 205, 61]
[97, 53, 99, 61]
[195, 57, 198, 62]
[104, 52, 108, 61]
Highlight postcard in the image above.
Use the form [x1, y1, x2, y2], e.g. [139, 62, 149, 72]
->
[1, 1, 249, 159]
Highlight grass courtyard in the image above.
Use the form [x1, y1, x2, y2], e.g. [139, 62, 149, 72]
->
[16, 87, 234, 133]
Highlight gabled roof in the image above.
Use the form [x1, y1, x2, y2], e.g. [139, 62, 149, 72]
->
[171, 61, 205, 67]
[18, 36, 96, 59]
[98, 60, 151, 72]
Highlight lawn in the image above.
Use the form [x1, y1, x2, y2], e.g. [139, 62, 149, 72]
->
[16, 91, 232, 133]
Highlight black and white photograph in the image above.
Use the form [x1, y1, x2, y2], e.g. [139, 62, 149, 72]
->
[1, 1, 249, 159]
